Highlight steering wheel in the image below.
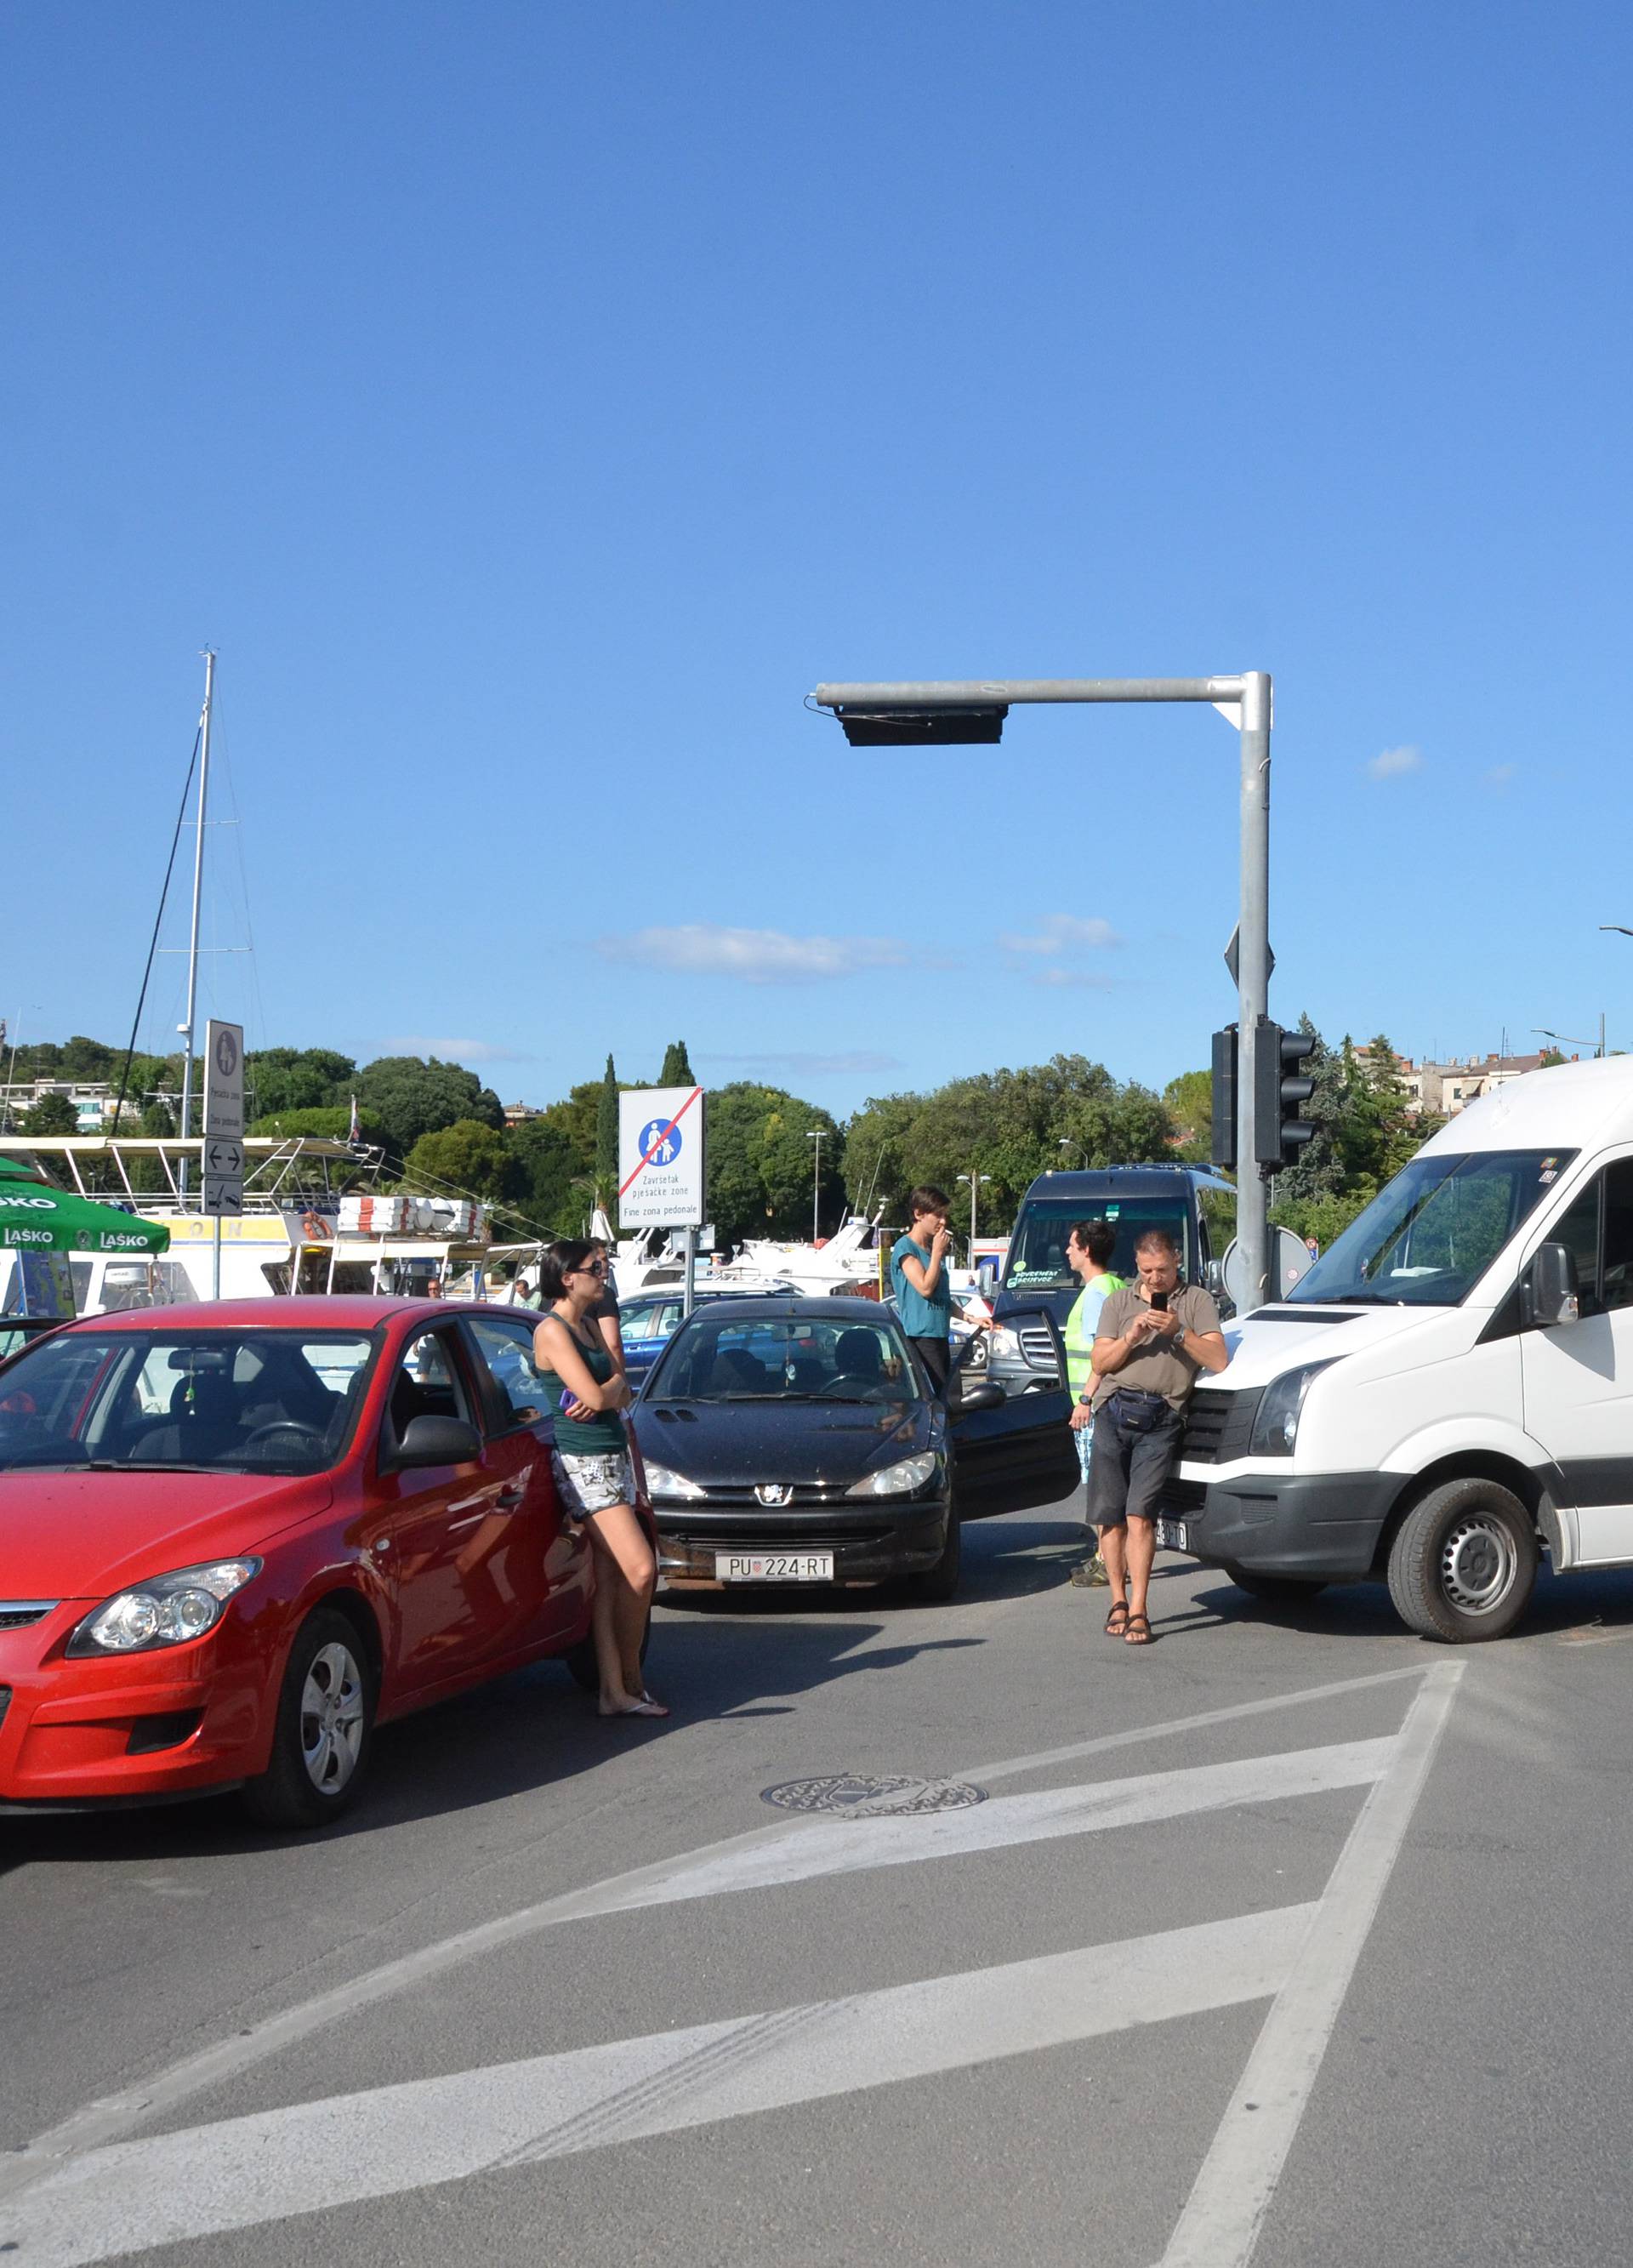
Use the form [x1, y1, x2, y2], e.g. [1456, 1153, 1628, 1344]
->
[828, 1375, 888, 1402]
[238, 1421, 327, 1453]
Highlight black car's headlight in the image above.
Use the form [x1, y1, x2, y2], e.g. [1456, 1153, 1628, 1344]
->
[1248, 1362, 1336, 1458]
[642, 1462, 708, 1502]
[847, 1452, 940, 1498]
[65, 1558, 263, 1657]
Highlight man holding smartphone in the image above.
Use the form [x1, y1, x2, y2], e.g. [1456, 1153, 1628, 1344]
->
[890, 1185, 960, 1392]
[1088, 1226, 1229, 1644]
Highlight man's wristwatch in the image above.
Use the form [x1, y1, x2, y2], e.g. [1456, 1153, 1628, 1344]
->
[1174, 1325, 1186, 1350]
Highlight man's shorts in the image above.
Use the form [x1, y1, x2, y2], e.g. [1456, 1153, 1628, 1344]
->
[1089, 1395, 1185, 1528]
[551, 1447, 635, 1523]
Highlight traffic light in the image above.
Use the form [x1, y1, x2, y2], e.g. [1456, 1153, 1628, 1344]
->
[1210, 1025, 1238, 1169]
[1254, 1018, 1317, 1170]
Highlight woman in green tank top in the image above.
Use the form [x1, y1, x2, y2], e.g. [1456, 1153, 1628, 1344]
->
[534, 1239, 667, 1718]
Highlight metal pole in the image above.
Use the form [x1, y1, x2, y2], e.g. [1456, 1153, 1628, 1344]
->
[212, 1215, 222, 1299]
[809, 1130, 822, 1240]
[1600, 1011, 1607, 1060]
[177, 650, 215, 1197]
[1236, 672, 1272, 1313]
[681, 1224, 696, 1319]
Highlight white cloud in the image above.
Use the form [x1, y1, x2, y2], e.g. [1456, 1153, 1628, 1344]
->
[1029, 967, 1115, 990]
[1366, 744, 1424, 781]
[701, 1050, 906, 1076]
[998, 913, 1122, 955]
[595, 924, 910, 984]
[387, 1036, 527, 1064]
[1483, 762, 1517, 789]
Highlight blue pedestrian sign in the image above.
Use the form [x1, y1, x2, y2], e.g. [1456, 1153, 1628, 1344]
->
[639, 1118, 683, 1166]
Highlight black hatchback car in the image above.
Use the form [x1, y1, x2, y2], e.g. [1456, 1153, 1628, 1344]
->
[631, 1296, 1076, 1601]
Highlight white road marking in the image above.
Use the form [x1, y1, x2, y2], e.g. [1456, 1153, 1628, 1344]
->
[1157, 1660, 1464, 2268]
[7, 1906, 1317, 2267]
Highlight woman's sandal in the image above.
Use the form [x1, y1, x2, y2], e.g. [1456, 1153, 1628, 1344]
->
[1104, 1601, 1130, 1637]
[599, 1696, 670, 1718]
[1124, 1612, 1154, 1646]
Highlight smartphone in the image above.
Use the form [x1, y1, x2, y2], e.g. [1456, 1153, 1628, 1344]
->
[1150, 1290, 1169, 1313]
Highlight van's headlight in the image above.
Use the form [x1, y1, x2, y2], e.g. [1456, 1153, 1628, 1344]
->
[65, 1559, 262, 1656]
[988, 1327, 1022, 1362]
[642, 1462, 707, 1502]
[848, 1451, 939, 1497]
[1249, 1362, 1336, 1457]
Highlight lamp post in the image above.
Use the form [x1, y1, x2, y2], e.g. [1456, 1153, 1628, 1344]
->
[1534, 1024, 1606, 1061]
[1057, 1137, 1086, 1168]
[959, 1171, 992, 1251]
[806, 1128, 824, 1241]
[810, 670, 1276, 1311]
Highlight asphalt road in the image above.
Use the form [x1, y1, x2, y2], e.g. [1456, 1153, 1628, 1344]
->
[5, 1490, 1633, 2268]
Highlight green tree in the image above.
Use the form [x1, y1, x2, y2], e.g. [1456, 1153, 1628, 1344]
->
[1164, 1068, 1213, 1163]
[503, 1116, 581, 1235]
[595, 1055, 618, 1212]
[248, 1105, 386, 1143]
[24, 1091, 79, 1134]
[247, 1046, 356, 1118]
[59, 1035, 117, 1080]
[1538, 1047, 1567, 1068]
[706, 1084, 845, 1245]
[658, 1040, 695, 1086]
[351, 1056, 504, 1166]
[402, 1119, 510, 1201]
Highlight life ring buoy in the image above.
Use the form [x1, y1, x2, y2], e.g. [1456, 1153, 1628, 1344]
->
[300, 1211, 333, 1242]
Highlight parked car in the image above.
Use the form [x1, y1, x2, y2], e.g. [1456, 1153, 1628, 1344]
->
[618, 1283, 796, 1383]
[633, 1295, 1076, 1601]
[0, 1297, 651, 1826]
[1164, 1056, 1633, 1642]
[987, 1166, 1240, 1393]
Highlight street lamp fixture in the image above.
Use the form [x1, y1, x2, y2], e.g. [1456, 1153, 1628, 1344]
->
[1057, 1137, 1087, 1167]
[810, 670, 1277, 1312]
[1534, 1025, 1606, 1060]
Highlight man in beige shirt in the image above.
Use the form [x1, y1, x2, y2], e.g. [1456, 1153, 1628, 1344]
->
[1090, 1227, 1230, 1644]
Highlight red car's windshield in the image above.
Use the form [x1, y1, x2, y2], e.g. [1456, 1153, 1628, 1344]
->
[0, 1329, 379, 1476]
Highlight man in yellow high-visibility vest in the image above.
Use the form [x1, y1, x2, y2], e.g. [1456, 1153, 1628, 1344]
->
[1063, 1220, 1126, 1587]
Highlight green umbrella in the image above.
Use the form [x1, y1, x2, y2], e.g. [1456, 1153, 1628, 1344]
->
[0, 1155, 170, 1256]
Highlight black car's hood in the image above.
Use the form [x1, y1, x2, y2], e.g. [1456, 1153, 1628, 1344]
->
[634, 1396, 935, 1486]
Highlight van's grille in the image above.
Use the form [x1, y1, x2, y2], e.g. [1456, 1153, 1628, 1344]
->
[1180, 1389, 1260, 1465]
[1018, 1326, 1057, 1370]
[0, 1604, 54, 1633]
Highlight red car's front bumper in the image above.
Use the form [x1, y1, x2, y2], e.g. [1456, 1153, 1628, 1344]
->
[0, 1603, 273, 1809]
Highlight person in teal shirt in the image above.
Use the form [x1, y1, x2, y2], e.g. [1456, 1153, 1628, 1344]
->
[1064, 1219, 1126, 1586]
[890, 1184, 959, 1391]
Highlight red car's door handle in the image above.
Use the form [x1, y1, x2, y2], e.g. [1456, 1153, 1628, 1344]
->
[494, 1484, 527, 1511]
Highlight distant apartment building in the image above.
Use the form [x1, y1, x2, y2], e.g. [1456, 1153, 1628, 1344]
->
[1385, 1051, 1551, 1117]
[0, 1076, 119, 1131]
[501, 1100, 543, 1127]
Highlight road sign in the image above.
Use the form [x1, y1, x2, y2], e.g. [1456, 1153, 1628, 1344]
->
[204, 1138, 244, 1179]
[202, 1174, 243, 1217]
[617, 1086, 706, 1228]
[203, 1019, 244, 1139]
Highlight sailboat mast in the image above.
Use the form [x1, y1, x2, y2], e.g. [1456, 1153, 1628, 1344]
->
[176, 648, 215, 1196]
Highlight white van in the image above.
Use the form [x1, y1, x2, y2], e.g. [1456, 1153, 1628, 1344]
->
[1161, 1056, 1633, 1641]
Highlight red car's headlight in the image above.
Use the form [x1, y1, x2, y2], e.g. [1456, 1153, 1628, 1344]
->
[65, 1559, 264, 1657]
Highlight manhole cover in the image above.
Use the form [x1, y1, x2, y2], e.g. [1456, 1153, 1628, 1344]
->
[761, 1773, 987, 1819]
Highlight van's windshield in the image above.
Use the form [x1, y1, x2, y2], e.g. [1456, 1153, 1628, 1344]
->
[1287, 1149, 1575, 1308]
[1004, 1199, 1193, 1294]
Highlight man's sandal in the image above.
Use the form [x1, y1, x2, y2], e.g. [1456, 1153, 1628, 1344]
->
[1104, 1601, 1130, 1637]
[1124, 1612, 1154, 1646]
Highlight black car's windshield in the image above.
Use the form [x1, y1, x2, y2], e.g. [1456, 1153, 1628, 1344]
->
[0, 1329, 379, 1475]
[1287, 1149, 1575, 1308]
[650, 1314, 922, 1403]
[1004, 1198, 1193, 1295]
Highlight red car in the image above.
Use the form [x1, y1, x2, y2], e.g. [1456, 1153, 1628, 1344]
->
[0, 1297, 651, 1827]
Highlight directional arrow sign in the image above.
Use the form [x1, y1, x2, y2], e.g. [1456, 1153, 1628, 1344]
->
[205, 1139, 244, 1179]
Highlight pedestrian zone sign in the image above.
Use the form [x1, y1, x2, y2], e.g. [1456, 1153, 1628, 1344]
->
[618, 1086, 706, 1228]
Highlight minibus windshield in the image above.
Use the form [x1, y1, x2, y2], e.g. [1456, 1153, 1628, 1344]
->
[1004, 1199, 1193, 1294]
[1287, 1148, 1575, 1308]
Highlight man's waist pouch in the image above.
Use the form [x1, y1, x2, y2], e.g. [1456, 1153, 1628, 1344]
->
[1106, 1388, 1176, 1434]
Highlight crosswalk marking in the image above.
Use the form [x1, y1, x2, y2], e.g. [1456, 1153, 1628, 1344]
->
[9, 1906, 1318, 2268]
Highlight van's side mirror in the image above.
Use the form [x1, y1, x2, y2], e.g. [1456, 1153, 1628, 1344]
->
[1524, 1242, 1580, 1329]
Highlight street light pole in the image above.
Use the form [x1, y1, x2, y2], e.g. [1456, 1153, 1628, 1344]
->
[806, 1129, 823, 1241]
[959, 1170, 992, 1250]
[811, 671, 1275, 1310]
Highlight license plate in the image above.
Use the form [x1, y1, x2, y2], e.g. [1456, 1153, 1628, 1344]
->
[1154, 1519, 1188, 1553]
[714, 1552, 835, 1582]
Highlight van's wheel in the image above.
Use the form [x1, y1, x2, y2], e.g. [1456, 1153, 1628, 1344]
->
[907, 1513, 962, 1604]
[1226, 1569, 1329, 1604]
[1386, 1478, 1538, 1643]
[242, 1608, 375, 1829]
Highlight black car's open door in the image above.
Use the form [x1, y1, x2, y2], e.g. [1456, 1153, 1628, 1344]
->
[947, 1309, 1078, 1519]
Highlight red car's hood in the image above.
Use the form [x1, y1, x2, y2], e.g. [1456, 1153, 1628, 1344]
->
[0, 1471, 334, 1600]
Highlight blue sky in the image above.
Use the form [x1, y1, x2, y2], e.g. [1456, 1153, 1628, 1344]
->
[3, 1, 1630, 1115]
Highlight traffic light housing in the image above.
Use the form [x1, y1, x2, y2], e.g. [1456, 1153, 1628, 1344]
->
[1210, 1025, 1238, 1170]
[1254, 1018, 1317, 1170]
